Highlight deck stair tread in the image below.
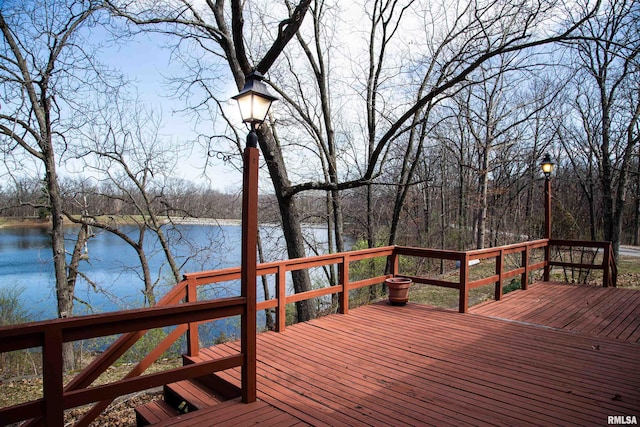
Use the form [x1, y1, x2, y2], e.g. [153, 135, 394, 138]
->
[135, 375, 235, 426]
[135, 400, 180, 426]
[153, 398, 304, 427]
[164, 378, 225, 411]
[134, 352, 243, 426]
[181, 356, 242, 400]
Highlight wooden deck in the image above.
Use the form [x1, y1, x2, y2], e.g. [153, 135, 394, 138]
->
[159, 283, 640, 426]
[471, 282, 640, 343]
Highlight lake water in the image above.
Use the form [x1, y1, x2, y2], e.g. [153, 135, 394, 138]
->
[0, 223, 331, 323]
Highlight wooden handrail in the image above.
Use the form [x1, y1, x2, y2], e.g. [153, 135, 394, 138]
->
[0, 297, 245, 426]
[0, 239, 617, 426]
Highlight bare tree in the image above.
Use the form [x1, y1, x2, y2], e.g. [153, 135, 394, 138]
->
[564, 0, 640, 256]
[0, 0, 114, 369]
[105, 0, 602, 319]
[454, 56, 559, 248]
[106, 0, 318, 321]
[278, 0, 602, 232]
[68, 100, 190, 305]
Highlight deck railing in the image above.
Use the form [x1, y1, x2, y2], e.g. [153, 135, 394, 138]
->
[547, 239, 618, 287]
[0, 296, 245, 427]
[0, 239, 616, 426]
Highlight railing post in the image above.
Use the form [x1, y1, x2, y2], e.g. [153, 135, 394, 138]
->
[603, 243, 611, 288]
[276, 265, 287, 332]
[609, 243, 618, 287]
[521, 245, 529, 291]
[495, 250, 504, 301]
[543, 240, 551, 282]
[459, 253, 469, 313]
[43, 328, 64, 427]
[389, 249, 399, 276]
[186, 278, 199, 357]
[338, 255, 349, 315]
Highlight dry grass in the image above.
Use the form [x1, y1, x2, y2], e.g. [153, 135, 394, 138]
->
[616, 256, 640, 290]
[0, 357, 180, 426]
[407, 254, 639, 309]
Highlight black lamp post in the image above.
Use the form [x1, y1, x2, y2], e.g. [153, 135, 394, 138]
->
[232, 71, 276, 403]
[540, 153, 555, 281]
[540, 153, 555, 239]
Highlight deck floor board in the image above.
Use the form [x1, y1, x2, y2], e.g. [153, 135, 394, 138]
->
[471, 282, 640, 343]
[165, 283, 639, 426]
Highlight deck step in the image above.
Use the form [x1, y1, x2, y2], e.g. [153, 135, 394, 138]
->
[183, 354, 243, 400]
[192, 372, 242, 400]
[135, 399, 180, 426]
[163, 378, 225, 413]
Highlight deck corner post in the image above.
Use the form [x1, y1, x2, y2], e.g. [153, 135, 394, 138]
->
[459, 254, 469, 313]
[241, 146, 259, 404]
[543, 241, 551, 282]
[388, 248, 399, 277]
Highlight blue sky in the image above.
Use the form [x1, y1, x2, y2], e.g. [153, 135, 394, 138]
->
[94, 29, 244, 192]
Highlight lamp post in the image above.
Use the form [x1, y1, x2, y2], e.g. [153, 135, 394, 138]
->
[540, 153, 555, 281]
[540, 153, 555, 239]
[232, 71, 276, 403]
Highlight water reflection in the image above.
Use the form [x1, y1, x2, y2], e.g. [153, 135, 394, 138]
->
[0, 224, 337, 325]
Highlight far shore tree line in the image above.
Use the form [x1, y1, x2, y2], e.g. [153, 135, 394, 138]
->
[1, 0, 638, 369]
[2, 160, 640, 249]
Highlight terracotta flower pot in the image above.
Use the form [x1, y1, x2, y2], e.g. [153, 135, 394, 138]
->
[385, 277, 412, 306]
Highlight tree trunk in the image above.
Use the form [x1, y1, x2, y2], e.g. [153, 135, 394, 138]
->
[258, 126, 315, 321]
[588, 173, 597, 241]
[366, 182, 380, 299]
[421, 180, 430, 242]
[366, 183, 375, 249]
[440, 179, 446, 274]
[475, 148, 490, 249]
[612, 103, 640, 257]
[388, 120, 425, 247]
[634, 160, 640, 246]
[331, 189, 345, 253]
[135, 234, 155, 306]
[257, 231, 274, 330]
[45, 152, 76, 370]
[457, 155, 467, 250]
[325, 191, 338, 308]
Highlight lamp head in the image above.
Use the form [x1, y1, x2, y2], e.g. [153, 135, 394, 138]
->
[232, 71, 278, 125]
[540, 153, 555, 178]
